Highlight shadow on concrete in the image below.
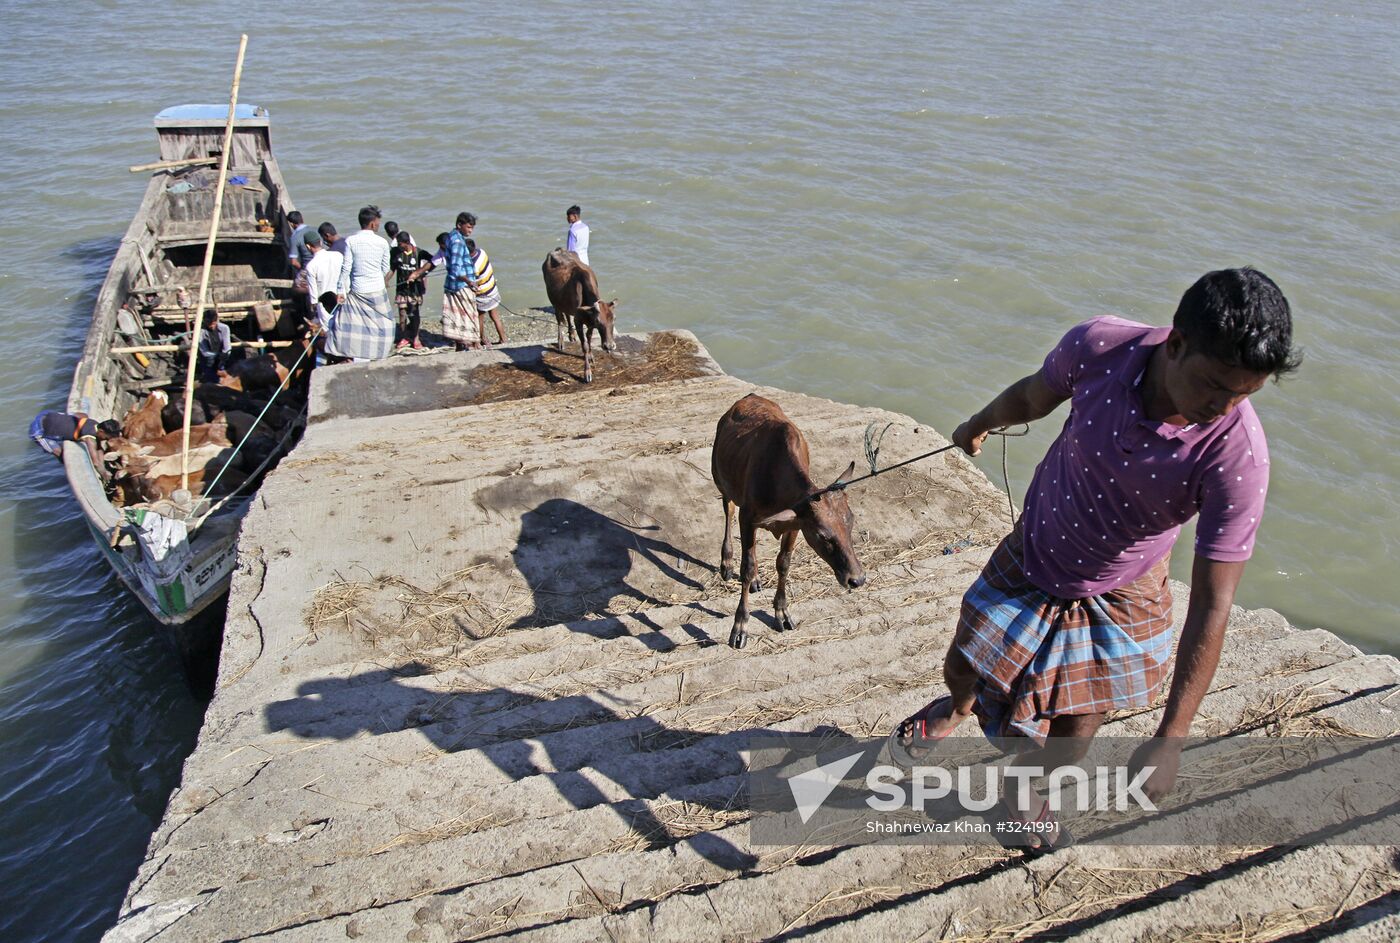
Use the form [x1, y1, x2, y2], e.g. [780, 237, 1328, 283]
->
[508, 498, 711, 644]
[264, 663, 776, 873]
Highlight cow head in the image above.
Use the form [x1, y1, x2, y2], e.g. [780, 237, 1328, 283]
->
[758, 461, 866, 590]
[583, 298, 618, 351]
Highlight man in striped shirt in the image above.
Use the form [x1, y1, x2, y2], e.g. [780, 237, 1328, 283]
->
[466, 237, 507, 346]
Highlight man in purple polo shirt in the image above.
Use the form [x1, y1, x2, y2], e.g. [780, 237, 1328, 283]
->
[892, 268, 1299, 850]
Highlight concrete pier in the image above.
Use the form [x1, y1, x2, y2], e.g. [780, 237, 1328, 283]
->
[106, 331, 1399, 941]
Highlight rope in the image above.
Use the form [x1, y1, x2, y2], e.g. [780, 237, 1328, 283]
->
[800, 422, 1030, 508]
[496, 300, 558, 325]
[181, 323, 321, 520]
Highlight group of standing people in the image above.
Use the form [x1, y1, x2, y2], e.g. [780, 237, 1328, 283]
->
[283, 203, 592, 362]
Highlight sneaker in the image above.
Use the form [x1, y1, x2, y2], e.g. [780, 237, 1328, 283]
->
[396, 339, 410, 350]
[412, 338, 424, 350]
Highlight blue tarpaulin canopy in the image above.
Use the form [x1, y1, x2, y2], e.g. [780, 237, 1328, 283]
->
[154, 104, 267, 122]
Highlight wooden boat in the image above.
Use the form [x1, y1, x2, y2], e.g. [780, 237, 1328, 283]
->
[63, 104, 305, 631]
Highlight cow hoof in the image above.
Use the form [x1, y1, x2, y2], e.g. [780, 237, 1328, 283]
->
[776, 611, 798, 633]
[720, 562, 736, 582]
[749, 577, 762, 594]
[728, 624, 748, 649]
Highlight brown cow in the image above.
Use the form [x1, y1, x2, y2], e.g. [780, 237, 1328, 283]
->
[542, 249, 617, 383]
[121, 391, 169, 443]
[711, 394, 866, 649]
[134, 419, 233, 457]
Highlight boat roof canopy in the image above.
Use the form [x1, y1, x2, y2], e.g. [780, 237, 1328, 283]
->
[154, 104, 269, 128]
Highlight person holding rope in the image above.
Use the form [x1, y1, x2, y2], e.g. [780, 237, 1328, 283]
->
[438, 212, 483, 351]
[466, 231, 507, 347]
[891, 268, 1299, 851]
[390, 231, 432, 350]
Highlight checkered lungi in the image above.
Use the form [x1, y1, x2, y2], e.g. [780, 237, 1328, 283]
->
[442, 287, 480, 344]
[954, 525, 1175, 744]
[323, 290, 395, 361]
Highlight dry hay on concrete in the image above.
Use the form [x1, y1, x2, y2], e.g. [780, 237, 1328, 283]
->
[370, 807, 526, 854]
[606, 795, 750, 853]
[1232, 682, 1375, 739]
[469, 332, 714, 403]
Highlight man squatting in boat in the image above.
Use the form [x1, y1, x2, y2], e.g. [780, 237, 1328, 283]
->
[893, 267, 1299, 851]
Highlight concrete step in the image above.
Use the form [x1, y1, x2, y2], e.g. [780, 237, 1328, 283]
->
[202, 654, 1400, 943]
[160, 592, 972, 851]
[203, 551, 991, 746]
[129, 610, 1378, 933]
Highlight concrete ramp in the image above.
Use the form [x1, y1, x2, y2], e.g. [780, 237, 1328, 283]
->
[107, 332, 1399, 941]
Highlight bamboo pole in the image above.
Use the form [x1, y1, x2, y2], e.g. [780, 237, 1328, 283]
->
[180, 34, 249, 493]
[111, 339, 297, 354]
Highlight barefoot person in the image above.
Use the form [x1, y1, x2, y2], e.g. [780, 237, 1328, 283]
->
[466, 237, 507, 347]
[440, 212, 482, 351]
[894, 268, 1299, 849]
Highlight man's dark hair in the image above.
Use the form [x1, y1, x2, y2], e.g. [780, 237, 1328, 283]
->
[396, 231, 412, 245]
[97, 419, 122, 439]
[318, 222, 337, 240]
[456, 211, 477, 227]
[567, 205, 581, 217]
[287, 210, 304, 226]
[465, 238, 477, 254]
[1173, 268, 1300, 378]
[435, 231, 450, 249]
[202, 309, 218, 326]
[384, 220, 400, 238]
[358, 205, 382, 228]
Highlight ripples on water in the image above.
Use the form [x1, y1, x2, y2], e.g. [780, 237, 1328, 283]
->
[0, 2, 1396, 939]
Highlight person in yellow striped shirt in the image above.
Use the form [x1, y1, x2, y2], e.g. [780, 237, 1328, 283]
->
[466, 238, 507, 346]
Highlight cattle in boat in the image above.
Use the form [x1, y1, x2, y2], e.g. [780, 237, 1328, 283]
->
[121, 391, 169, 443]
[541, 249, 617, 383]
[217, 353, 290, 393]
[711, 393, 866, 649]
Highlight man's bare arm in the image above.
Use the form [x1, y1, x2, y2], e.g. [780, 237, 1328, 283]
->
[1159, 556, 1245, 736]
[952, 369, 1068, 456]
[1131, 556, 1247, 799]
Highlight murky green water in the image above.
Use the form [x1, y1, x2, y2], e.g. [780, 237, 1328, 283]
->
[1, 2, 1396, 938]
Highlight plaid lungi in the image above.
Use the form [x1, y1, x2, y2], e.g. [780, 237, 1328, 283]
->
[323, 290, 395, 361]
[955, 526, 1174, 744]
[442, 287, 480, 344]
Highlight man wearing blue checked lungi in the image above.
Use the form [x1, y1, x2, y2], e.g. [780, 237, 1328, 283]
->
[325, 205, 395, 362]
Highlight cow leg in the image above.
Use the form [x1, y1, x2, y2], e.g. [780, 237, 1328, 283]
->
[556, 315, 567, 350]
[730, 516, 758, 649]
[579, 319, 594, 383]
[773, 529, 799, 632]
[719, 497, 736, 581]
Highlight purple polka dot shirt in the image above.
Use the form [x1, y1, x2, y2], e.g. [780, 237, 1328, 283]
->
[1021, 316, 1270, 598]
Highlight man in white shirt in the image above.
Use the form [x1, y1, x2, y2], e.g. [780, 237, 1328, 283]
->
[566, 205, 590, 265]
[301, 232, 343, 329]
[325, 205, 395, 361]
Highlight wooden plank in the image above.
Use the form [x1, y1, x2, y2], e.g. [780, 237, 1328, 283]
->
[129, 156, 219, 173]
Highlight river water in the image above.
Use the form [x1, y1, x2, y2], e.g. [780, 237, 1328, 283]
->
[1, 2, 1396, 939]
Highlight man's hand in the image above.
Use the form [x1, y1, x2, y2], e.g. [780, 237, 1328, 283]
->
[952, 418, 990, 457]
[1128, 738, 1183, 803]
